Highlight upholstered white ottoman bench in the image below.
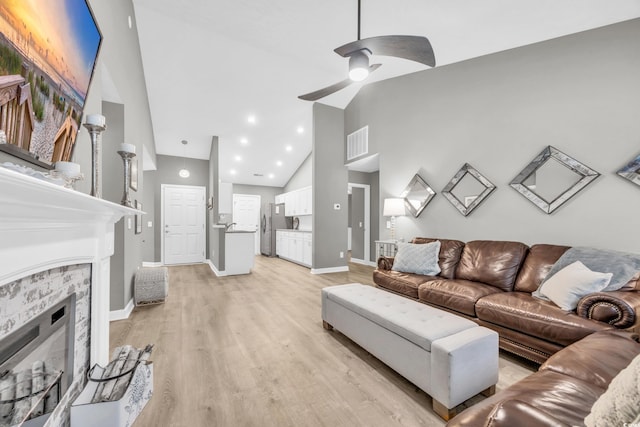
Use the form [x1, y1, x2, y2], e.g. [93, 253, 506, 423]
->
[321, 283, 498, 420]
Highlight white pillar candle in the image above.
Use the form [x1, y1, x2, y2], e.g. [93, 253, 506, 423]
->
[119, 143, 136, 154]
[54, 161, 81, 176]
[85, 114, 106, 126]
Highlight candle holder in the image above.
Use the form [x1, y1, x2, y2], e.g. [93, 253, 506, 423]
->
[117, 150, 136, 207]
[82, 122, 107, 198]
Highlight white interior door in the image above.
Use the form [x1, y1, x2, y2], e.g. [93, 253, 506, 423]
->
[163, 185, 206, 265]
[233, 194, 261, 254]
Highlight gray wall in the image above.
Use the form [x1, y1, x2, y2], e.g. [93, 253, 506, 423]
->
[345, 19, 640, 253]
[142, 169, 156, 263]
[349, 170, 380, 262]
[232, 184, 283, 208]
[148, 155, 210, 262]
[284, 153, 312, 192]
[312, 104, 348, 270]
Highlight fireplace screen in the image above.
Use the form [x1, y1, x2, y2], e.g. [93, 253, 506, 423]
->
[0, 294, 75, 426]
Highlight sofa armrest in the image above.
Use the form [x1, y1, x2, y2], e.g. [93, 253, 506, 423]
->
[482, 400, 570, 427]
[377, 256, 394, 270]
[576, 291, 640, 329]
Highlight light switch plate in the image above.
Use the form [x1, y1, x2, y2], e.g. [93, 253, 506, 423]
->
[127, 217, 132, 229]
[147, 221, 153, 228]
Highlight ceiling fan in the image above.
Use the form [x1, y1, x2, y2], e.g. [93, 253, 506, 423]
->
[298, 0, 436, 101]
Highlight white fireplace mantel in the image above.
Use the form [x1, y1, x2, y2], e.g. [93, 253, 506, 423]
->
[0, 166, 138, 366]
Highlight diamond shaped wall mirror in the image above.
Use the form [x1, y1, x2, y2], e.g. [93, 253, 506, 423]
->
[617, 153, 640, 187]
[510, 146, 600, 214]
[400, 174, 436, 217]
[442, 163, 496, 216]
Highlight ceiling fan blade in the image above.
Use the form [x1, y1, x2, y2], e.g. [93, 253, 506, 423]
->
[298, 64, 382, 101]
[335, 35, 435, 67]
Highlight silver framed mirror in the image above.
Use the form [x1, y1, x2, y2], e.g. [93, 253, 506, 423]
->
[616, 153, 640, 187]
[510, 146, 600, 214]
[400, 174, 436, 217]
[442, 163, 496, 216]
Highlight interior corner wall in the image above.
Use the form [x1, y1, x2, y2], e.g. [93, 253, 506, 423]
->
[312, 103, 348, 270]
[153, 155, 211, 262]
[284, 153, 312, 192]
[345, 18, 640, 253]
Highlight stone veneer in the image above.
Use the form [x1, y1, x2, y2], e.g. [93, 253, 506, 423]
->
[0, 264, 91, 427]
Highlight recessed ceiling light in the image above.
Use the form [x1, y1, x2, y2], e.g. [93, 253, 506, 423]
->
[296, 126, 304, 134]
[285, 145, 292, 152]
[268, 173, 274, 179]
[247, 115, 256, 124]
[234, 155, 242, 162]
[240, 138, 248, 145]
[276, 160, 283, 167]
[230, 169, 237, 175]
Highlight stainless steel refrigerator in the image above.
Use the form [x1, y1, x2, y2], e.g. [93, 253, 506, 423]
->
[261, 203, 291, 256]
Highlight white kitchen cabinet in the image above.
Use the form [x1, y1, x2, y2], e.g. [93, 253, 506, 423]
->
[277, 186, 312, 217]
[276, 230, 311, 267]
[303, 232, 312, 266]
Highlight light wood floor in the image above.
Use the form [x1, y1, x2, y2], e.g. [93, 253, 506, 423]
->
[110, 257, 534, 427]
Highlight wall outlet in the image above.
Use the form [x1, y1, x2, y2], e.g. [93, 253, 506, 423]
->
[334, 203, 341, 210]
[339, 251, 344, 258]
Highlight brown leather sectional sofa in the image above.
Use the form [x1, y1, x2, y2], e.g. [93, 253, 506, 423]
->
[374, 238, 640, 363]
[447, 330, 640, 427]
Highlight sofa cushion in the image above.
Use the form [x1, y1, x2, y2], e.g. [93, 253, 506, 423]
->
[543, 247, 640, 292]
[540, 330, 640, 390]
[447, 369, 602, 427]
[392, 241, 441, 276]
[373, 269, 432, 299]
[585, 353, 640, 427]
[514, 244, 570, 293]
[535, 261, 613, 311]
[411, 237, 465, 279]
[418, 279, 502, 317]
[455, 240, 529, 292]
[475, 292, 613, 346]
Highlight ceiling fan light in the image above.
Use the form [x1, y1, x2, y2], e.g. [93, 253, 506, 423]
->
[348, 51, 369, 82]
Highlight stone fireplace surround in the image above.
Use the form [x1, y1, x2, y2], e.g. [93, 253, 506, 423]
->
[0, 167, 136, 425]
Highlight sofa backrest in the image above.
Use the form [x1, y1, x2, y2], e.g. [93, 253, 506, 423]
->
[410, 237, 465, 279]
[455, 240, 529, 291]
[514, 244, 571, 293]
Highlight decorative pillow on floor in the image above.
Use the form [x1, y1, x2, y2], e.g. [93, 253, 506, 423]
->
[534, 261, 612, 311]
[585, 353, 640, 427]
[392, 241, 441, 276]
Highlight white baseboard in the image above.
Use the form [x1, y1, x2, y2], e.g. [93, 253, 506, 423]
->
[142, 261, 163, 267]
[206, 259, 226, 277]
[350, 258, 377, 267]
[310, 266, 349, 275]
[109, 298, 134, 321]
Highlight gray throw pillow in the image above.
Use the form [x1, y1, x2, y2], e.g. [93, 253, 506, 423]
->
[392, 241, 441, 276]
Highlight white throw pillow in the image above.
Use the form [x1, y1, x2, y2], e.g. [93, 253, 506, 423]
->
[585, 353, 640, 427]
[392, 241, 441, 276]
[537, 261, 612, 311]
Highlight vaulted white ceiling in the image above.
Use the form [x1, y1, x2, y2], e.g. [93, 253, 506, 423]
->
[132, 0, 640, 187]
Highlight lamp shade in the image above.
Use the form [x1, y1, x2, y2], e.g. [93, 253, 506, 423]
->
[383, 198, 405, 217]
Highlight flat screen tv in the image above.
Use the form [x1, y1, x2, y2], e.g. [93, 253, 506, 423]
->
[0, 0, 102, 167]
